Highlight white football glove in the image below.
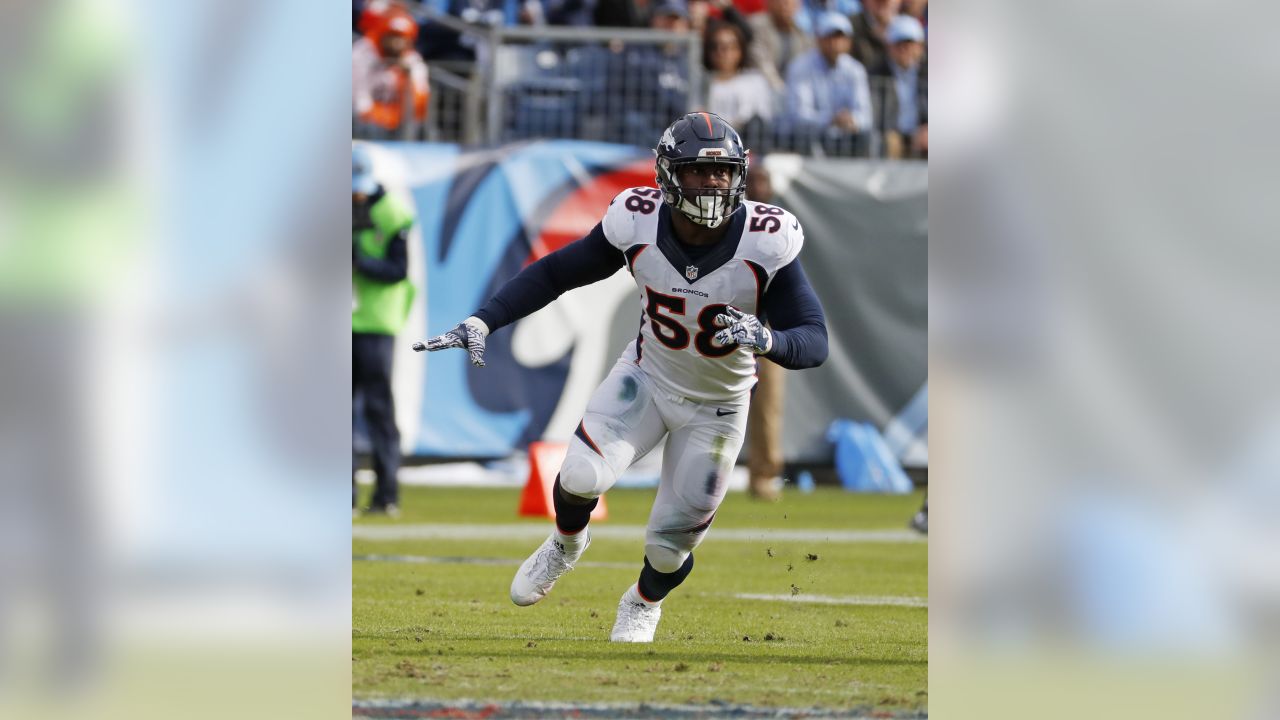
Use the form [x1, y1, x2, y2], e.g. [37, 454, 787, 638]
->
[713, 306, 772, 355]
[413, 316, 490, 367]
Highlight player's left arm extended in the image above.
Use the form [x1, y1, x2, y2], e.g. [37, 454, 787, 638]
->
[470, 222, 624, 333]
[413, 223, 624, 365]
[758, 260, 828, 369]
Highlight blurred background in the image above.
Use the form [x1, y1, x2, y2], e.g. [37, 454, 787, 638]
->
[0, 0, 351, 718]
[928, 1, 1280, 719]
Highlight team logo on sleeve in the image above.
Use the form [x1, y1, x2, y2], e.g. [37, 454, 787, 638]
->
[685, 265, 699, 280]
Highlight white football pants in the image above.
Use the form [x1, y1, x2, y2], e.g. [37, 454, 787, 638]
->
[558, 359, 749, 573]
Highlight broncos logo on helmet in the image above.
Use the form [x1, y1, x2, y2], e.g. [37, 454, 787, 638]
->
[653, 112, 749, 229]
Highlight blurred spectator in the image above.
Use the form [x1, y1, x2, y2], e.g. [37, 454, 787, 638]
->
[901, 0, 926, 24]
[869, 14, 927, 158]
[649, 0, 690, 32]
[640, 3, 696, 133]
[355, 0, 395, 36]
[745, 162, 788, 502]
[748, 0, 815, 91]
[544, 0, 596, 25]
[415, 0, 478, 61]
[353, 7, 430, 138]
[704, 22, 775, 127]
[594, 0, 654, 27]
[793, 0, 862, 36]
[784, 13, 872, 139]
[850, 0, 898, 71]
[447, 0, 547, 27]
[523, 0, 549, 24]
[352, 146, 418, 517]
[910, 494, 927, 534]
[688, 0, 753, 40]
[688, 0, 712, 34]
[353, 1, 394, 70]
[823, 0, 862, 15]
[434, 0, 548, 64]
[737, 0, 855, 32]
[570, 1, 692, 145]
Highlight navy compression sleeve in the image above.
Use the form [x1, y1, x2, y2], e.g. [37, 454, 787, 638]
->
[473, 223, 625, 332]
[761, 260, 828, 369]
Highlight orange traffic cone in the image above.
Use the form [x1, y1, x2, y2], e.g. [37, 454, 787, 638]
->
[518, 441, 608, 521]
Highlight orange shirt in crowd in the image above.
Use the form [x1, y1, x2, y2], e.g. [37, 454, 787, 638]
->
[353, 7, 429, 131]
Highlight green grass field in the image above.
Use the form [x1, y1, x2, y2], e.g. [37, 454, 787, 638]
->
[353, 485, 928, 715]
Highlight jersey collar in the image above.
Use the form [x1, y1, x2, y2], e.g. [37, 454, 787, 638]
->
[654, 204, 747, 285]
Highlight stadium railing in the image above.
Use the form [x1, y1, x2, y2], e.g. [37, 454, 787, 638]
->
[356, 10, 921, 158]
[407, 11, 703, 149]
[425, 59, 482, 144]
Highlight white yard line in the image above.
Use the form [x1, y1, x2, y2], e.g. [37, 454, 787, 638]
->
[732, 592, 928, 608]
[352, 555, 928, 607]
[353, 553, 634, 569]
[352, 523, 925, 544]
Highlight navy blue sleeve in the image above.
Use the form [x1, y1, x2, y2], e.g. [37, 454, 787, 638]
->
[354, 229, 408, 283]
[473, 223, 625, 332]
[761, 260, 828, 369]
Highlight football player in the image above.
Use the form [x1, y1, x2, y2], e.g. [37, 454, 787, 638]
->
[416, 112, 828, 642]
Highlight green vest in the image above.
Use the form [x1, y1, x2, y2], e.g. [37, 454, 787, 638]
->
[0, 0, 136, 301]
[352, 193, 417, 335]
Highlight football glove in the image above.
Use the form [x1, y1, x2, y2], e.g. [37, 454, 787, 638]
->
[413, 316, 489, 367]
[713, 306, 772, 355]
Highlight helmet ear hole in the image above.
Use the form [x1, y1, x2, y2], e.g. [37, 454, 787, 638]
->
[655, 157, 681, 208]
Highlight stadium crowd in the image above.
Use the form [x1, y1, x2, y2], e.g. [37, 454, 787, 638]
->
[353, 0, 925, 156]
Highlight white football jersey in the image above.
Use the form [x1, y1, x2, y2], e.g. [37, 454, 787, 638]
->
[601, 187, 804, 402]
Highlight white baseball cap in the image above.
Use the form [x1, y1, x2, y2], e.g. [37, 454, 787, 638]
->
[352, 144, 377, 195]
[815, 12, 854, 38]
[886, 15, 925, 44]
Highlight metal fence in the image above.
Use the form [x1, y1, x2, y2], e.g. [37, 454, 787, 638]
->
[355, 11, 923, 158]
[483, 24, 702, 148]
[426, 60, 481, 143]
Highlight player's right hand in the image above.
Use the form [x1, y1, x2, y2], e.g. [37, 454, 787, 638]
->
[413, 316, 489, 367]
[713, 306, 772, 355]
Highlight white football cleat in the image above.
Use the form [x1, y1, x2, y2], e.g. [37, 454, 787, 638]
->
[510, 530, 590, 606]
[610, 585, 662, 642]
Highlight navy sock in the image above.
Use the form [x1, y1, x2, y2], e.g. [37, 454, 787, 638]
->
[636, 553, 694, 603]
[552, 475, 597, 535]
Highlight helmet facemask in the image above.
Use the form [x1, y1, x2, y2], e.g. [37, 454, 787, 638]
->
[656, 156, 748, 229]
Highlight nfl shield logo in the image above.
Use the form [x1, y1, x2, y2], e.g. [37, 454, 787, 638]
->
[686, 265, 699, 280]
